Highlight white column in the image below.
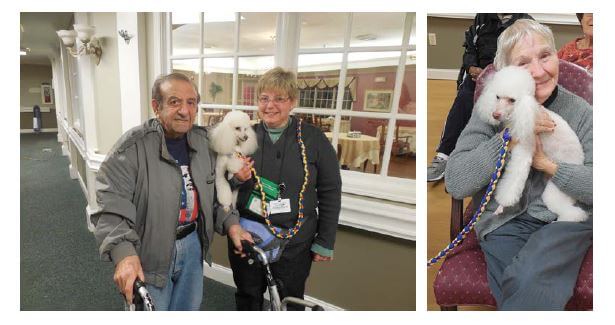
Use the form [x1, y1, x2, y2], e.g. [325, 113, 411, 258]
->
[275, 13, 301, 71]
[117, 12, 148, 132]
[74, 12, 100, 155]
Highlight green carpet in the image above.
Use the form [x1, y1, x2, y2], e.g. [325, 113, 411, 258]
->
[20, 132, 236, 310]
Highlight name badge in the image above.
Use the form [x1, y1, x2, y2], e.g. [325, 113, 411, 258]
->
[269, 198, 291, 214]
[248, 194, 269, 217]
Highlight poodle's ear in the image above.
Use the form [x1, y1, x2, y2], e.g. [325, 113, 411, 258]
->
[474, 86, 499, 126]
[240, 126, 258, 155]
[209, 122, 236, 154]
[510, 95, 538, 139]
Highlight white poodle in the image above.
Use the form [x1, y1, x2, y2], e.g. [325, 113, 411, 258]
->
[209, 110, 258, 212]
[475, 66, 587, 222]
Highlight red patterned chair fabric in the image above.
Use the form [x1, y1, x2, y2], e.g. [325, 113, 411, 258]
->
[433, 60, 593, 310]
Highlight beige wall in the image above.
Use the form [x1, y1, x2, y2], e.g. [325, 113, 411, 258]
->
[427, 16, 584, 70]
[209, 226, 416, 310]
[91, 13, 123, 154]
[20, 64, 58, 130]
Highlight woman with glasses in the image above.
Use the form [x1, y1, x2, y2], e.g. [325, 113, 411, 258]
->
[227, 67, 342, 310]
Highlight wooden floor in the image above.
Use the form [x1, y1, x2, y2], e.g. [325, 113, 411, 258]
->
[426, 79, 494, 311]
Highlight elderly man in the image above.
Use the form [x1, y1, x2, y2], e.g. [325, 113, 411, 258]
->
[92, 73, 251, 310]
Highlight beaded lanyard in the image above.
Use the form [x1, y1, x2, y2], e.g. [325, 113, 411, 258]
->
[250, 118, 309, 239]
[427, 128, 512, 267]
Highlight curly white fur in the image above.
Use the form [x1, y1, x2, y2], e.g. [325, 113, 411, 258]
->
[209, 110, 258, 211]
[475, 66, 587, 222]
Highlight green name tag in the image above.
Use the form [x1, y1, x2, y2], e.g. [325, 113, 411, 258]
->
[252, 176, 279, 201]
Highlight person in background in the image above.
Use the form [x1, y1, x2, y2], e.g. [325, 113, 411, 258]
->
[92, 73, 252, 310]
[427, 13, 533, 182]
[558, 13, 593, 73]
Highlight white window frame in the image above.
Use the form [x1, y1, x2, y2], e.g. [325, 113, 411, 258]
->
[164, 12, 415, 240]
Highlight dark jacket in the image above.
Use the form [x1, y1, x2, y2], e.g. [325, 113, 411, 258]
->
[457, 13, 534, 87]
[91, 118, 239, 288]
[237, 117, 342, 250]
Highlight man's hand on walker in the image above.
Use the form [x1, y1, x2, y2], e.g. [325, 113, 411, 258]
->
[114, 255, 145, 304]
[228, 224, 254, 257]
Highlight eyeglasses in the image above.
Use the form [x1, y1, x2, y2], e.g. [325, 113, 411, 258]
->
[258, 96, 290, 105]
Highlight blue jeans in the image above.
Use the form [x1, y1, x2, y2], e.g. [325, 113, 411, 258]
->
[145, 230, 203, 311]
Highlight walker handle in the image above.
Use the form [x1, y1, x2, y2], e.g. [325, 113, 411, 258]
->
[240, 240, 269, 265]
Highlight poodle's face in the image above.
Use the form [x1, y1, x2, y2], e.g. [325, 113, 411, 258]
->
[492, 96, 516, 122]
[477, 66, 536, 126]
[224, 111, 253, 145]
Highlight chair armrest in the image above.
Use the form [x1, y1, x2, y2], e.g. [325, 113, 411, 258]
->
[450, 197, 464, 241]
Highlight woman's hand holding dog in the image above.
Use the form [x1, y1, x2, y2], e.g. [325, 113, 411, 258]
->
[233, 157, 254, 182]
[534, 107, 556, 134]
[532, 135, 558, 177]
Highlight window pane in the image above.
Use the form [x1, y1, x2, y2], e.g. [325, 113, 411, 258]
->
[348, 52, 400, 113]
[171, 12, 200, 56]
[328, 117, 385, 175]
[203, 12, 236, 55]
[201, 58, 233, 105]
[299, 13, 347, 49]
[171, 59, 199, 83]
[386, 120, 415, 179]
[297, 54, 347, 110]
[239, 56, 275, 106]
[399, 64, 416, 114]
[350, 13, 405, 47]
[239, 13, 277, 53]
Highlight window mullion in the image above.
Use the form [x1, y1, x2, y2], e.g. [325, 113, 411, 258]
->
[232, 13, 241, 108]
[331, 12, 353, 150]
[379, 13, 413, 176]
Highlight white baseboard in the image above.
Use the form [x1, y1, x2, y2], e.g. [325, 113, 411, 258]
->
[68, 164, 78, 180]
[20, 128, 59, 133]
[203, 262, 344, 311]
[427, 68, 459, 80]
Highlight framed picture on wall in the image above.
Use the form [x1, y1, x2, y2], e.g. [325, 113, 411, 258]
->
[364, 90, 392, 112]
[41, 83, 53, 105]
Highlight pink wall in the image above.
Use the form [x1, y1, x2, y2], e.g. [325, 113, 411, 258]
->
[297, 67, 416, 137]
[351, 68, 416, 136]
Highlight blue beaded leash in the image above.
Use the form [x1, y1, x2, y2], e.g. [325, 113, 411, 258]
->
[427, 128, 512, 267]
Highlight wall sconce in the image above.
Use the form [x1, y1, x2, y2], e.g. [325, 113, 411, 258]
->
[57, 24, 103, 65]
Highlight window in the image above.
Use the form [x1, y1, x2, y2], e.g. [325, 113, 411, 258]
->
[165, 12, 416, 207]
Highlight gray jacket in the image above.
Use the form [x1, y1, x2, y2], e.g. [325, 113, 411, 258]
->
[445, 86, 593, 239]
[91, 118, 239, 288]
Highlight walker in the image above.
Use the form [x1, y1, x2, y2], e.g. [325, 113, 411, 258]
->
[241, 240, 324, 311]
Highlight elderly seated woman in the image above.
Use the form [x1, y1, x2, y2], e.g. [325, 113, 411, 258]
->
[444, 19, 592, 310]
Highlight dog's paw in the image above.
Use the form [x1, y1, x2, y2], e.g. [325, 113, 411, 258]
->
[556, 207, 589, 223]
[494, 205, 504, 215]
[227, 158, 244, 174]
[494, 191, 519, 208]
[223, 206, 231, 213]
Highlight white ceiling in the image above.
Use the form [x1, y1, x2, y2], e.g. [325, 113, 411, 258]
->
[172, 12, 416, 55]
[20, 12, 74, 65]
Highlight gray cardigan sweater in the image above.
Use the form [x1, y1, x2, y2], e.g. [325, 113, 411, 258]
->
[237, 117, 342, 250]
[445, 86, 593, 239]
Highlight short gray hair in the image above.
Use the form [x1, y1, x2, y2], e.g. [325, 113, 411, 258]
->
[493, 19, 556, 70]
[152, 72, 200, 104]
